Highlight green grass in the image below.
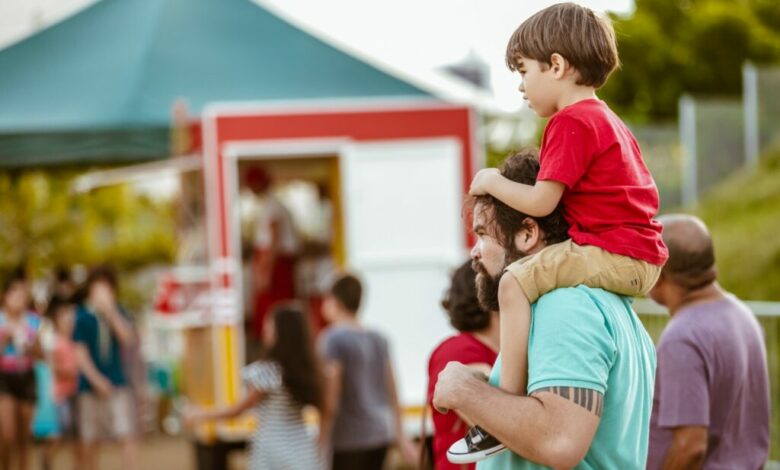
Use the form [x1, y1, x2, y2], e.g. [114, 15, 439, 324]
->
[694, 148, 780, 301]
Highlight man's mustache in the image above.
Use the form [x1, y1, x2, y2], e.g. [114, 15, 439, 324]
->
[472, 260, 490, 276]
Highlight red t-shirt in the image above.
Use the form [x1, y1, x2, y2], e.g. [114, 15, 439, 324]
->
[427, 333, 498, 470]
[538, 99, 668, 265]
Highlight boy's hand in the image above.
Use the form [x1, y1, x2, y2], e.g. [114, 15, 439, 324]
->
[469, 168, 501, 196]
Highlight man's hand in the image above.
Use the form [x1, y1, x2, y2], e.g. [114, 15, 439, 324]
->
[91, 282, 117, 317]
[433, 361, 487, 412]
[469, 168, 501, 196]
[93, 376, 114, 399]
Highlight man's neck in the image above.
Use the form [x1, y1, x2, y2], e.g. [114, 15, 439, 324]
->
[669, 282, 727, 316]
[330, 314, 361, 328]
[556, 87, 598, 112]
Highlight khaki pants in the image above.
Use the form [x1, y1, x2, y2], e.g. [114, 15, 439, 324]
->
[77, 387, 135, 442]
[506, 239, 662, 303]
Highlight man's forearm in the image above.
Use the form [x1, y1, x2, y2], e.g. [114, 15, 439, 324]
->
[104, 306, 135, 346]
[454, 380, 593, 469]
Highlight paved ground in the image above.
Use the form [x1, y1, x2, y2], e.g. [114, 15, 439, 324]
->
[35, 436, 198, 470]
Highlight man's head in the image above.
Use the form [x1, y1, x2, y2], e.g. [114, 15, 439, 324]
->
[469, 149, 569, 311]
[649, 214, 717, 307]
[246, 166, 272, 195]
[505, 3, 619, 117]
[323, 272, 363, 322]
[85, 264, 118, 302]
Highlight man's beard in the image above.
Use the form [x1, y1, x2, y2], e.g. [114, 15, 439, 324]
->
[473, 245, 528, 313]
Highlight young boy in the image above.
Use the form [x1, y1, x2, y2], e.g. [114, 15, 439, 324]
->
[318, 273, 417, 470]
[448, 3, 668, 463]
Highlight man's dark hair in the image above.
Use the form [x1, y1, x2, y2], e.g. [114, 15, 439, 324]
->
[470, 148, 569, 251]
[442, 261, 491, 332]
[329, 273, 363, 313]
[505, 2, 619, 88]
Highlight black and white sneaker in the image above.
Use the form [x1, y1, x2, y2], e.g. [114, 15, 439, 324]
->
[447, 425, 507, 464]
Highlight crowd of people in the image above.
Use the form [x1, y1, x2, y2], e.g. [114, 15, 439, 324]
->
[0, 265, 143, 470]
[2, 2, 774, 470]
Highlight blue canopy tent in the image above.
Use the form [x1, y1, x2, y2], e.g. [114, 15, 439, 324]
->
[0, 0, 441, 167]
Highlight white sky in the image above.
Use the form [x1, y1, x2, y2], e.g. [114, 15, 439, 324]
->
[0, 0, 633, 112]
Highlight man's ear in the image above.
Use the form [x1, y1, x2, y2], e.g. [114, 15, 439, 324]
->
[513, 218, 540, 252]
[549, 53, 569, 80]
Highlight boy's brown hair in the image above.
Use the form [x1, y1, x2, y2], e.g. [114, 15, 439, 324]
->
[505, 2, 619, 88]
[329, 273, 363, 314]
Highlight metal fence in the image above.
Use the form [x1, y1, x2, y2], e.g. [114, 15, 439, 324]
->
[630, 125, 683, 210]
[744, 63, 780, 166]
[635, 299, 780, 462]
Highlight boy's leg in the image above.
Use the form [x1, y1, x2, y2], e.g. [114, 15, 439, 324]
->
[497, 274, 531, 394]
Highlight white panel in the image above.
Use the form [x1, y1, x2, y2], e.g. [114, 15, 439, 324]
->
[342, 138, 466, 405]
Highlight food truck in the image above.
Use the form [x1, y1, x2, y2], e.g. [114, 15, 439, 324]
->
[153, 99, 482, 464]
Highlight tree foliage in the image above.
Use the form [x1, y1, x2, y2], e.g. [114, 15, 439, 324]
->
[0, 170, 176, 282]
[601, 0, 780, 122]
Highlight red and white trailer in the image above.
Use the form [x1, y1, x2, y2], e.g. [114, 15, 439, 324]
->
[192, 98, 480, 415]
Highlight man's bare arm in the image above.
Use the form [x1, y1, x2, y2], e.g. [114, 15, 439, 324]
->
[435, 362, 601, 470]
[660, 426, 707, 470]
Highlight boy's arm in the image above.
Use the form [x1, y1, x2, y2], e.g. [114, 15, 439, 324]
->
[75, 343, 112, 397]
[470, 169, 565, 218]
[318, 359, 342, 449]
[385, 359, 420, 464]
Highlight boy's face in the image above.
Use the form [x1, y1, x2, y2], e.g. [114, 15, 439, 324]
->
[516, 56, 560, 118]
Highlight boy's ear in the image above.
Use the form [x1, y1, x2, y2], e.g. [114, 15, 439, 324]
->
[549, 53, 569, 80]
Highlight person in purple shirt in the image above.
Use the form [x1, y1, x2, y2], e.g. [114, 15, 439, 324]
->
[646, 214, 770, 470]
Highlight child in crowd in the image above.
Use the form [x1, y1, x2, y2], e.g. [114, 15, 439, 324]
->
[187, 304, 325, 470]
[449, 2, 668, 463]
[318, 273, 417, 470]
[42, 296, 80, 470]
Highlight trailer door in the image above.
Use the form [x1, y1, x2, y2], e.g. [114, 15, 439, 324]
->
[341, 137, 465, 405]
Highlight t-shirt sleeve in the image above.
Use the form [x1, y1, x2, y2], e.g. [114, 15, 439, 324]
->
[538, 115, 595, 189]
[242, 361, 283, 393]
[72, 310, 89, 345]
[526, 289, 615, 394]
[319, 330, 344, 365]
[655, 338, 710, 428]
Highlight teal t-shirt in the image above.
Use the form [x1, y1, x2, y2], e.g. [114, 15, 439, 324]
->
[478, 287, 656, 470]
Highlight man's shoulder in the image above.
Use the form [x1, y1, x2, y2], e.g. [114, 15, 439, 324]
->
[536, 285, 624, 313]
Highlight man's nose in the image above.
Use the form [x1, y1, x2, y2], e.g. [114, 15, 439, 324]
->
[470, 243, 480, 259]
[518, 81, 525, 93]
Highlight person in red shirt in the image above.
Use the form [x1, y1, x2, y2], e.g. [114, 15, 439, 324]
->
[454, 3, 669, 463]
[428, 261, 498, 469]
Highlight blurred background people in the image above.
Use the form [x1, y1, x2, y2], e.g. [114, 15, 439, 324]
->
[647, 215, 771, 469]
[41, 295, 80, 470]
[0, 273, 43, 470]
[318, 272, 417, 470]
[426, 261, 499, 470]
[187, 304, 325, 470]
[247, 167, 302, 341]
[73, 266, 138, 470]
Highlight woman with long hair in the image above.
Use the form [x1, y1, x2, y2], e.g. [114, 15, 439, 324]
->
[426, 261, 499, 470]
[0, 274, 43, 470]
[187, 304, 325, 469]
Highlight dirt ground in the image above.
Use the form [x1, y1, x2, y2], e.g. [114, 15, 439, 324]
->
[34, 435, 198, 470]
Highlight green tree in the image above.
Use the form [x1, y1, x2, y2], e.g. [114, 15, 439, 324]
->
[0, 170, 176, 282]
[602, 0, 780, 122]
